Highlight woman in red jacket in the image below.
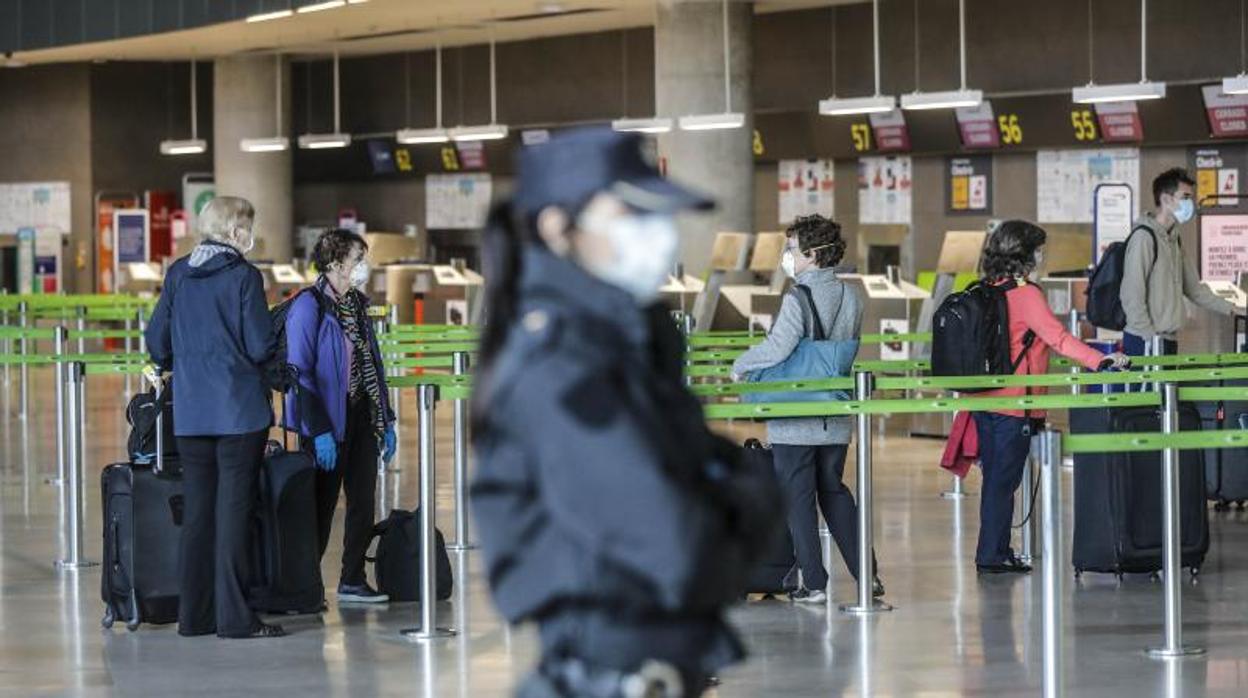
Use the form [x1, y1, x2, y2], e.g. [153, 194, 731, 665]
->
[973, 220, 1130, 574]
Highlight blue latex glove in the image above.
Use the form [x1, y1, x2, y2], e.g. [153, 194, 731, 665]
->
[382, 426, 397, 465]
[314, 432, 338, 471]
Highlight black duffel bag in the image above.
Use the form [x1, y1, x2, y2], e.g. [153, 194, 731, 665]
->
[369, 508, 453, 602]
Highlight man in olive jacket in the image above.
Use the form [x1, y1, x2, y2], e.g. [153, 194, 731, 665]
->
[1119, 167, 1236, 356]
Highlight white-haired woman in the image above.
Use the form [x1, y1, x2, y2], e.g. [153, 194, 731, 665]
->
[146, 196, 285, 638]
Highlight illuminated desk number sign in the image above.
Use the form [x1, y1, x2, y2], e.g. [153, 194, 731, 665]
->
[851, 123, 873, 152]
[1071, 109, 1099, 141]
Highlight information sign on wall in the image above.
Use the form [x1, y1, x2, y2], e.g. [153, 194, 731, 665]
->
[1200, 214, 1248, 281]
[946, 156, 992, 214]
[425, 174, 492, 230]
[954, 101, 1000, 149]
[858, 156, 912, 225]
[113, 209, 150, 291]
[1190, 146, 1247, 208]
[1094, 102, 1144, 142]
[867, 109, 911, 152]
[1037, 148, 1140, 223]
[0, 182, 72, 235]
[1093, 183, 1135, 263]
[1202, 84, 1248, 138]
[778, 159, 834, 224]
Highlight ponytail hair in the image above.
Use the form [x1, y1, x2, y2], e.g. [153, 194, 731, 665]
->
[472, 200, 528, 433]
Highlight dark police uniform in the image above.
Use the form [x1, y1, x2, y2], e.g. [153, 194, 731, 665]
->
[472, 246, 779, 697]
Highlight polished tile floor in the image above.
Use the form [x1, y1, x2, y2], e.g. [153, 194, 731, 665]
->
[3, 369, 1248, 697]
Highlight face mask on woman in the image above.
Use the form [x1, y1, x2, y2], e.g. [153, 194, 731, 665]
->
[584, 212, 678, 304]
[348, 260, 371, 289]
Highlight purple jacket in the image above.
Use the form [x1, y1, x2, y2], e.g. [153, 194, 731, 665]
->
[283, 280, 393, 442]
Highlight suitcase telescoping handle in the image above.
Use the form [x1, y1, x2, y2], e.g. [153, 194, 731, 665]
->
[144, 367, 168, 475]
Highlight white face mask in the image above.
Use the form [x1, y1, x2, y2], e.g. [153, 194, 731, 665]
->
[781, 250, 797, 279]
[583, 213, 678, 304]
[348, 260, 371, 289]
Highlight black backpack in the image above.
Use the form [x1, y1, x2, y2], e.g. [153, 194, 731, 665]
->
[265, 286, 330, 391]
[368, 508, 453, 602]
[126, 382, 177, 465]
[1085, 225, 1159, 331]
[931, 279, 1034, 392]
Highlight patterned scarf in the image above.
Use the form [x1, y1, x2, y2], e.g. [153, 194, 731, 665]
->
[335, 289, 386, 437]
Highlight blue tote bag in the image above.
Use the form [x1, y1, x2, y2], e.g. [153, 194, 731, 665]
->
[741, 284, 858, 403]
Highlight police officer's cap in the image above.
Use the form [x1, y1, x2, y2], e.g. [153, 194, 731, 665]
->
[514, 127, 715, 216]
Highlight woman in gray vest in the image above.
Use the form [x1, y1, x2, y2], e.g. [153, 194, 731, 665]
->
[732, 214, 882, 605]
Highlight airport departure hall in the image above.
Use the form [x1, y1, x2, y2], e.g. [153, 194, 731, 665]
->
[7, 0, 1248, 696]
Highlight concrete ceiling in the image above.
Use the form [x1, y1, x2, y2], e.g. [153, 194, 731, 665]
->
[10, 0, 864, 65]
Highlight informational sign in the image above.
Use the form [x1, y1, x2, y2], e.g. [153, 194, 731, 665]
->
[521, 129, 551, 146]
[858, 156, 912, 225]
[456, 141, 487, 170]
[367, 140, 397, 175]
[96, 193, 139, 294]
[867, 109, 911, 152]
[1093, 183, 1135, 263]
[1037, 148, 1140, 223]
[113, 209, 150, 292]
[954, 101, 1001, 149]
[777, 159, 834, 224]
[1190, 146, 1247, 208]
[426, 174, 492, 230]
[16, 228, 34, 293]
[1200, 214, 1248, 281]
[145, 190, 177, 260]
[34, 227, 62, 292]
[1202, 84, 1248, 138]
[181, 174, 215, 238]
[1094, 101, 1144, 142]
[946, 156, 992, 214]
[879, 318, 910, 361]
[0, 182, 71, 234]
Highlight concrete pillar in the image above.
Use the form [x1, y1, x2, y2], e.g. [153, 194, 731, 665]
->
[213, 55, 293, 261]
[656, 0, 754, 274]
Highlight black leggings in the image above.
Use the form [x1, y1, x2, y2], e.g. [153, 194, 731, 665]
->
[312, 398, 380, 587]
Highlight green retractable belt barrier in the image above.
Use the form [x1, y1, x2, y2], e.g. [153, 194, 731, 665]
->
[378, 342, 478, 355]
[387, 356, 457, 369]
[84, 362, 154, 376]
[702, 392, 1157, 420]
[66, 329, 144, 341]
[689, 377, 855, 397]
[0, 352, 146, 366]
[876, 365, 1248, 392]
[1064, 429, 1248, 455]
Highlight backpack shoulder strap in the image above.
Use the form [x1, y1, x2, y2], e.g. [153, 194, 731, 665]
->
[792, 284, 825, 341]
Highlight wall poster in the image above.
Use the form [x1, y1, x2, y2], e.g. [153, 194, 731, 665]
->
[778, 159, 834, 224]
[1036, 148, 1140, 223]
[426, 174, 492, 230]
[858, 156, 912, 225]
[946, 156, 992, 214]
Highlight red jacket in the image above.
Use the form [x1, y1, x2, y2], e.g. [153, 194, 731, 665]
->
[941, 411, 978, 478]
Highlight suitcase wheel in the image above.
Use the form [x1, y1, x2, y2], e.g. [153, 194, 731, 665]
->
[1149, 571, 1161, 583]
[1238, 501, 1246, 510]
[1190, 567, 1201, 579]
[1215, 501, 1231, 512]
[102, 607, 115, 629]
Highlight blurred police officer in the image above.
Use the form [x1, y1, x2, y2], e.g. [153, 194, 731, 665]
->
[470, 127, 781, 697]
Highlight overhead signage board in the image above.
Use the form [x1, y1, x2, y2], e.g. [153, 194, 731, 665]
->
[867, 109, 911, 152]
[946, 156, 992, 214]
[954, 101, 1001, 149]
[1202, 84, 1248, 138]
[1095, 101, 1144, 142]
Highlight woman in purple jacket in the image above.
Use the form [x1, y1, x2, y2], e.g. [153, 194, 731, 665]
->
[284, 228, 396, 604]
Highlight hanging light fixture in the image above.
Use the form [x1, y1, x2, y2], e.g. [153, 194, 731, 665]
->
[241, 54, 290, 153]
[1223, 0, 1248, 94]
[448, 29, 510, 142]
[819, 0, 895, 116]
[397, 39, 450, 144]
[900, 0, 982, 110]
[297, 0, 346, 13]
[1073, 0, 1165, 103]
[298, 50, 352, 150]
[613, 4, 672, 134]
[677, 0, 744, 131]
[160, 60, 207, 155]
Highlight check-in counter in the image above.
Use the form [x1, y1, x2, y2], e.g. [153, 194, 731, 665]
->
[118, 262, 164, 295]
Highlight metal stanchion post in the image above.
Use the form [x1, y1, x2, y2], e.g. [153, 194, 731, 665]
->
[47, 327, 68, 487]
[681, 314, 695, 387]
[447, 352, 474, 551]
[1040, 429, 1063, 698]
[2, 304, 10, 387]
[1019, 448, 1036, 563]
[841, 371, 891, 614]
[124, 318, 134, 398]
[1147, 383, 1204, 659]
[75, 306, 86, 356]
[137, 307, 147, 356]
[941, 473, 968, 499]
[401, 384, 456, 642]
[55, 362, 96, 570]
[18, 301, 29, 421]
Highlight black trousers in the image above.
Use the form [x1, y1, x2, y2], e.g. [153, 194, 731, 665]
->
[313, 398, 380, 587]
[176, 430, 267, 637]
[771, 444, 863, 590]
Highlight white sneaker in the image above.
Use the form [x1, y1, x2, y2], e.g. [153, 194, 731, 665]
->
[789, 588, 827, 605]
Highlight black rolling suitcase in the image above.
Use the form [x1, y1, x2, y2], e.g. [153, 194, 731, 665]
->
[102, 376, 183, 631]
[741, 440, 798, 595]
[1197, 393, 1248, 511]
[1070, 405, 1209, 577]
[248, 441, 324, 614]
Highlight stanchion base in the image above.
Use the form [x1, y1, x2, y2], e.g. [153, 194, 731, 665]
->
[446, 543, 477, 552]
[400, 627, 458, 642]
[54, 559, 99, 570]
[839, 601, 894, 615]
[940, 490, 971, 499]
[1147, 645, 1205, 659]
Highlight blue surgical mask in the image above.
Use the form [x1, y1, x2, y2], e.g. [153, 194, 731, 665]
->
[1174, 198, 1195, 224]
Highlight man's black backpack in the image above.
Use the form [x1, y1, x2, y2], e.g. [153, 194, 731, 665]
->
[126, 382, 176, 466]
[931, 279, 1034, 392]
[265, 286, 330, 392]
[1085, 225, 1158, 331]
[368, 508, 453, 602]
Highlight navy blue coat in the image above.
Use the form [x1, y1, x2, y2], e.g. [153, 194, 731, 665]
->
[145, 243, 275, 437]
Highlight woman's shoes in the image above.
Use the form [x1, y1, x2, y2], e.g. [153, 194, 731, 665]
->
[872, 577, 886, 598]
[240, 622, 287, 639]
[977, 554, 1033, 575]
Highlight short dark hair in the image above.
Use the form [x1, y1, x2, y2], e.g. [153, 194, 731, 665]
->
[786, 214, 846, 269]
[980, 219, 1047, 279]
[1153, 167, 1196, 207]
[312, 228, 368, 272]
